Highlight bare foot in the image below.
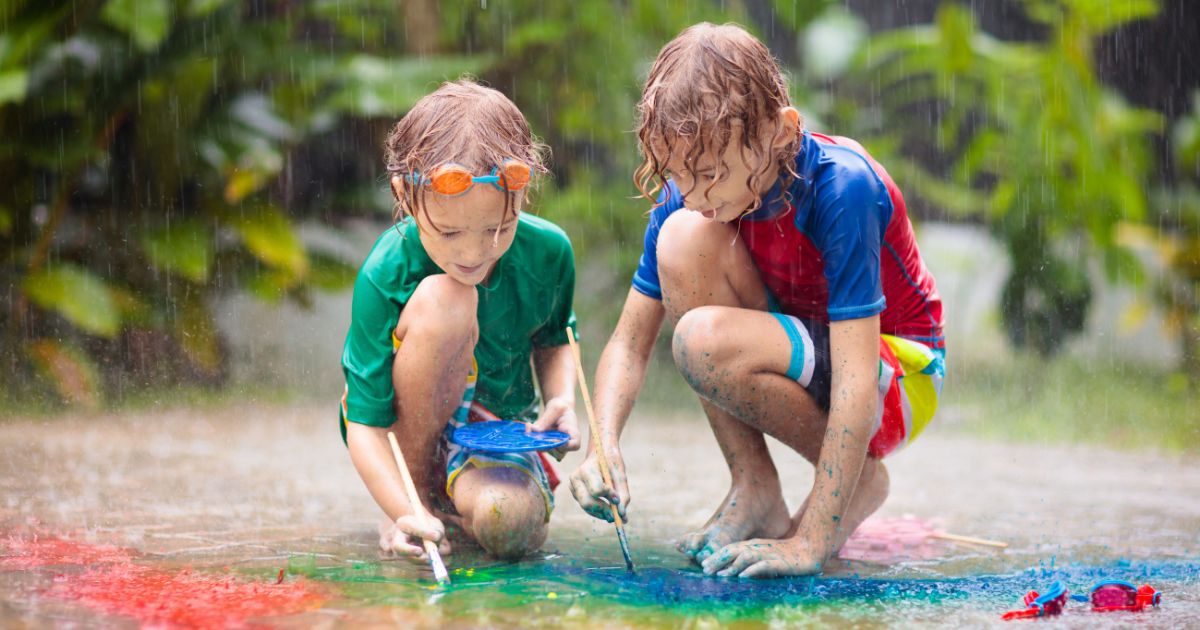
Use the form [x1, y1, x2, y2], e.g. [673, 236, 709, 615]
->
[676, 482, 791, 565]
[700, 462, 891, 578]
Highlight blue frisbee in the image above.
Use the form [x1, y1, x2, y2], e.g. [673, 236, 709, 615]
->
[450, 420, 570, 453]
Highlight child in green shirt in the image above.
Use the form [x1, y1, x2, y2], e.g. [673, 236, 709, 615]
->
[340, 80, 580, 562]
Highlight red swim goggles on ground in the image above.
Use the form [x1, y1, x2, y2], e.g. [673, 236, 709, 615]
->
[404, 160, 531, 196]
[1070, 580, 1162, 612]
[1001, 581, 1070, 620]
[1001, 580, 1162, 620]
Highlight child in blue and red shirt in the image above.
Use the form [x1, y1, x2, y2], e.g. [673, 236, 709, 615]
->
[569, 23, 946, 578]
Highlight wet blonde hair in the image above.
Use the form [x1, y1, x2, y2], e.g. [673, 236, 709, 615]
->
[634, 23, 801, 212]
[385, 79, 549, 228]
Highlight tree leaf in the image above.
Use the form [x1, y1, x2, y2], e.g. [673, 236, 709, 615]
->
[223, 167, 274, 204]
[240, 267, 294, 303]
[140, 221, 212, 283]
[23, 265, 121, 338]
[0, 69, 28, 104]
[1071, 0, 1159, 34]
[225, 205, 309, 278]
[326, 54, 491, 117]
[0, 204, 12, 236]
[175, 293, 222, 375]
[102, 0, 172, 51]
[186, 0, 235, 18]
[308, 251, 357, 291]
[109, 285, 153, 326]
[26, 339, 102, 409]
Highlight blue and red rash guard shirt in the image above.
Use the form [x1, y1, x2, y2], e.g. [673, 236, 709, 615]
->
[632, 130, 944, 348]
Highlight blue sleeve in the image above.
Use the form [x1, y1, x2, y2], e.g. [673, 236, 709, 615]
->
[631, 182, 683, 301]
[805, 155, 893, 321]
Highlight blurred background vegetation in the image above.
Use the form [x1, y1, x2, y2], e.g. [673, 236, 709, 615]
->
[2, 0, 1197, 450]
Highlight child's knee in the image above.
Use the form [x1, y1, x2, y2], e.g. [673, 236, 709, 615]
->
[468, 483, 548, 560]
[402, 275, 479, 339]
[656, 211, 734, 282]
[672, 306, 729, 384]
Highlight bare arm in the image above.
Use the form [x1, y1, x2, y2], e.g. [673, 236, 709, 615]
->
[346, 421, 447, 559]
[346, 422, 416, 522]
[794, 314, 880, 562]
[591, 289, 666, 450]
[534, 343, 577, 409]
[569, 288, 665, 520]
[531, 343, 581, 454]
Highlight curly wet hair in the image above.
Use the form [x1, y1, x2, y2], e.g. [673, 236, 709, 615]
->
[634, 23, 802, 213]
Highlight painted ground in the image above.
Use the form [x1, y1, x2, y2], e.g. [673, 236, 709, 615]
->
[2, 404, 1197, 628]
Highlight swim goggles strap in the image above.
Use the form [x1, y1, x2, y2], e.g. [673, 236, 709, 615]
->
[1001, 582, 1069, 620]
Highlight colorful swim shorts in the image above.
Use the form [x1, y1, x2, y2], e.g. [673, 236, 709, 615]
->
[440, 362, 556, 521]
[339, 333, 556, 521]
[770, 313, 946, 458]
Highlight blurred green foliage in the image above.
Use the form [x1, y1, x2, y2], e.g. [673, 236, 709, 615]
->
[2, 0, 1195, 409]
[838, 0, 1163, 355]
[1155, 92, 1200, 386]
[0, 0, 477, 404]
[953, 352, 1199, 453]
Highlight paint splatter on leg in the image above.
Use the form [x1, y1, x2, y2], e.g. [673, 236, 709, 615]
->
[785, 460, 890, 554]
[832, 460, 890, 554]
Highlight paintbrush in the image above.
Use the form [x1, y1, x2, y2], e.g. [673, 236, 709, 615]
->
[565, 327, 635, 572]
[386, 431, 451, 584]
[928, 531, 1008, 548]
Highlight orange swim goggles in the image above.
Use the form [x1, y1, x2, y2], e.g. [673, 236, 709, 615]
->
[403, 160, 531, 196]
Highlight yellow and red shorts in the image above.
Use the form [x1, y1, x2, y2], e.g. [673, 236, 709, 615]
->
[770, 313, 945, 458]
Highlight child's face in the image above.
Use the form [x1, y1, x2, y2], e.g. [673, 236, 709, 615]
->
[398, 179, 521, 286]
[663, 108, 799, 223]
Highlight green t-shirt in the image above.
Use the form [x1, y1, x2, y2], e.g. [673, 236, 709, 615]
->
[340, 213, 577, 429]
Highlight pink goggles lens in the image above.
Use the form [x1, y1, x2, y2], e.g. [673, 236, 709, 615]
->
[1091, 584, 1136, 608]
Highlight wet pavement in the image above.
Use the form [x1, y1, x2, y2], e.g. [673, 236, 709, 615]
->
[2, 403, 1198, 628]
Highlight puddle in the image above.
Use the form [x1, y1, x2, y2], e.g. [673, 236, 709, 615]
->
[2, 405, 1197, 627]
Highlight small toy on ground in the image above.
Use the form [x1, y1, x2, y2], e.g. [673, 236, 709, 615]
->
[1001, 581, 1071, 620]
[1071, 580, 1161, 613]
[1002, 580, 1161, 620]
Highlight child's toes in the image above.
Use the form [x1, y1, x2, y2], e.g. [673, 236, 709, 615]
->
[695, 541, 720, 564]
[675, 532, 708, 560]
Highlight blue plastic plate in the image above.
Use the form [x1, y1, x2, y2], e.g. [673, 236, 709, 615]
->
[450, 420, 570, 453]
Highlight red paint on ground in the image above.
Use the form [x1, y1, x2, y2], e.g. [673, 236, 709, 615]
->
[1, 535, 133, 569]
[3, 533, 326, 628]
[52, 564, 325, 628]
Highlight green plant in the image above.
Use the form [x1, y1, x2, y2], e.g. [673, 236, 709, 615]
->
[0, 0, 482, 406]
[844, 0, 1162, 355]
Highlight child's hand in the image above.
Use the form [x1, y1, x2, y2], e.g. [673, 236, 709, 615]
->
[569, 448, 630, 522]
[378, 512, 451, 564]
[530, 397, 582, 461]
[700, 535, 825, 578]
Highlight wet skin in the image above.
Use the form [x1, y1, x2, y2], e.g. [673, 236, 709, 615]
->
[572, 108, 889, 577]
[659, 211, 886, 578]
[347, 181, 581, 563]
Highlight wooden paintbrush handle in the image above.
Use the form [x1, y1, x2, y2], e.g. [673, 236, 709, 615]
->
[565, 328, 617, 488]
[930, 532, 1008, 548]
[387, 431, 450, 583]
